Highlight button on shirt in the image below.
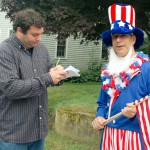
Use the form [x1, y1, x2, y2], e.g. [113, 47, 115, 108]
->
[0, 35, 54, 143]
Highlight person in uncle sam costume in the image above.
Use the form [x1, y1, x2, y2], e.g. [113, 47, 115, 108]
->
[92, 3, 150, 150]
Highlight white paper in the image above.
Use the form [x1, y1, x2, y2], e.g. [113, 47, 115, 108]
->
[65, 65, 80, 78]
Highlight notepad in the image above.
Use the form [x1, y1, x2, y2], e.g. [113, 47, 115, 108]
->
[65, 65, 80, 78]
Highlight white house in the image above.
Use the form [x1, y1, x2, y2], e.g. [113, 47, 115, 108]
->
[0, 6, 103, 70]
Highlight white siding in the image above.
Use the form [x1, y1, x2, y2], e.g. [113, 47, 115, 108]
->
[42, 35, 102, 70]
[0, 29, 1, 42]
[0, 11, 13, 43]
[65, 37, 102, 70]
[41, 34, 57, 58]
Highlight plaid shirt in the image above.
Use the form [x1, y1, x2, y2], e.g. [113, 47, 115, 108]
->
[0, 35, 54, 143]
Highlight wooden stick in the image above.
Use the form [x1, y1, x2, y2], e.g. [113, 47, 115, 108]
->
[103, 95, 149, 125]
[103, 112, 123, 125]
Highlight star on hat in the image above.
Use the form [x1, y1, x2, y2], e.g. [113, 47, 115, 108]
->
[118, 21, 125, 27]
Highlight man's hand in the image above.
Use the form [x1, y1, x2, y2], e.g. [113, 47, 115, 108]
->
[122, 103, 136, 118]
[92, 117, 106, 130]
[49, 65, 67, 84]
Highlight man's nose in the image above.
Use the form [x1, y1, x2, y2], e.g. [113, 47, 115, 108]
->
[36, 35, 41, 41]
[116, 36, 121, 41]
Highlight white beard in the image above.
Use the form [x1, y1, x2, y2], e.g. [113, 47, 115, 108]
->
[107, 46, 134, 75]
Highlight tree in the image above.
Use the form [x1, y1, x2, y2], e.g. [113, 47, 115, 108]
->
[1, 0, 150, 44]
[139, 37, 150, 56]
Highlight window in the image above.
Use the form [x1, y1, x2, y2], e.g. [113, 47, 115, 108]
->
[56, 39, 66, 58]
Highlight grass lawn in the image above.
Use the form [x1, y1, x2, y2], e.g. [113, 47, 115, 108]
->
[47, 82, 101, 115]
[46, 82, 101, 150]
[45, 130, 100, 150]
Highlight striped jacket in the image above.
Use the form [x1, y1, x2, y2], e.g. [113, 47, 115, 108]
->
[0, 35, 54, 143]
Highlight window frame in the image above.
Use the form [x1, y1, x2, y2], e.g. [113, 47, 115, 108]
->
[55, 36, 68, 59]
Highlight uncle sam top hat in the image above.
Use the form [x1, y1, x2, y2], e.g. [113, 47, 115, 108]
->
[102, 3, 144, 49]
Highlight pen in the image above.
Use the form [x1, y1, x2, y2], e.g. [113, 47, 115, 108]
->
[56, 58, 60, 66]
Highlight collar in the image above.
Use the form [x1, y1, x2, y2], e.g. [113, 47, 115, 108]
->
[101, 51, 149, 105]
[11, 35, 33, 51]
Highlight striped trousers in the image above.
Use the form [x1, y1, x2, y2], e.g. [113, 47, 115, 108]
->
[101, 126, 142, 150]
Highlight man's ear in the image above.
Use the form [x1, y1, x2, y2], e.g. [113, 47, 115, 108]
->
[132, 35, 136, 45]
[16, 27, 23, 35]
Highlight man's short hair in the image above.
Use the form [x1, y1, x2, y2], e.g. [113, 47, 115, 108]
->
[13, 8, 45, 34]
